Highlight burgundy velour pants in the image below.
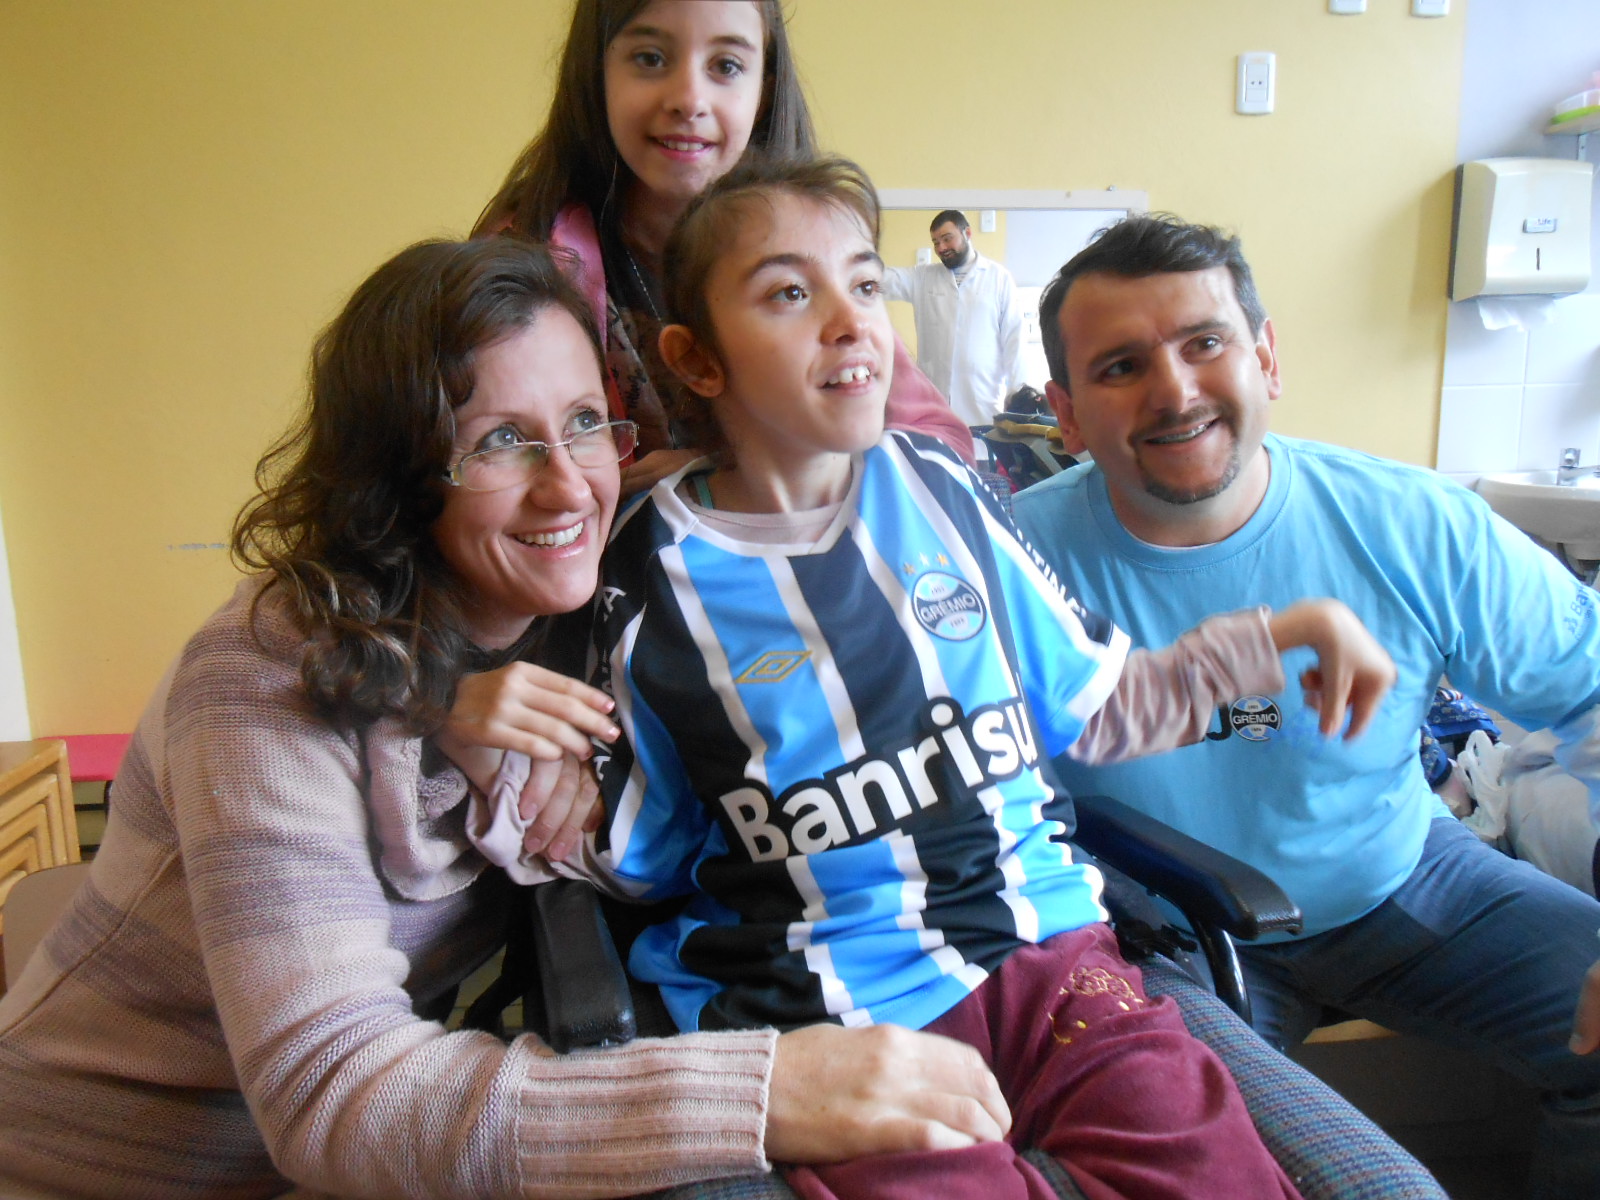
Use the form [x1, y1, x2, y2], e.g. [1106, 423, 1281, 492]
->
[783, 925, 1301, 1200]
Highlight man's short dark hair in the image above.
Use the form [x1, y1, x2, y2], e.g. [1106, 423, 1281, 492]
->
[930, 209, 970, 234]
[1038, 214, 1267, 390]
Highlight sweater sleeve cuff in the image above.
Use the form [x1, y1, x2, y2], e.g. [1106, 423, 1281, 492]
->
[513, 1027, 776, 1196]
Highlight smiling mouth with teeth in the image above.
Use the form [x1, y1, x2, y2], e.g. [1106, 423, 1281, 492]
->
[656, 138, 710, 153]
[516, 523, 583, 548]
[1145, 417, 1220, 446]
[1147, 424, 1209, 445]
[825, 365, 873, 387]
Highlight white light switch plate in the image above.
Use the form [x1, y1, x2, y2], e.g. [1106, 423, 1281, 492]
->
[1328, 0, 1366, 12]
[1412, 0, 1448, 15]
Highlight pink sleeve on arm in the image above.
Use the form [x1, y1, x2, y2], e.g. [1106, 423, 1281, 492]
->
[547, 205, 608, 329]
[885, 334, 976, 465]
[464, 750, 553, 884]
[466, 750, 635, 894]
[542, 205, 632, 427]
[1070, 607, 1285, 765]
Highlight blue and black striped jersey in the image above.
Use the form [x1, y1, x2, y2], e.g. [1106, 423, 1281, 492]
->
[589, 431, 1128, 1032]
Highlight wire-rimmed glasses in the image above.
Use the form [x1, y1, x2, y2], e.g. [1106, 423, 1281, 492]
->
[443, 420, 638, 491]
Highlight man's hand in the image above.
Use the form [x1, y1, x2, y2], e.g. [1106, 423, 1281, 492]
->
[1268, 599, 1397, 740]
[1571, 957, 1600, 1055]
[765, 1023, 1011, 1163]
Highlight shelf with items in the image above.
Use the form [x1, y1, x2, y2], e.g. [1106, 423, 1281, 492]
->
[1548, 81, 1600, 156]
[1547, 110, 1600, 138]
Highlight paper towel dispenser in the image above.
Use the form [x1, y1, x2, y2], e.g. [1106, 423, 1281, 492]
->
[1450, 157, 1594, 300]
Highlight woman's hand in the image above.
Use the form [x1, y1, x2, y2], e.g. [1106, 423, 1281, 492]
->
[765, 1023, 1011, 1163]
[621, 448, 703, 498]
[443, 663, 618, 766]
[439, 664, 618, 860]
[1267, 599, 1397, 740]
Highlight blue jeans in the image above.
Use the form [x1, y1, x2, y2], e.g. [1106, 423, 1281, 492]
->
[1239, 817, 1600, 1199]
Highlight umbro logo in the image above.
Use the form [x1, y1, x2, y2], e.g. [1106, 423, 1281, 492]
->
[736, 650, 813, 684]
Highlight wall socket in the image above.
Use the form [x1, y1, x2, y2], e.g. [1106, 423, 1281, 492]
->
[1411, 0, 1449, 15]
[1236, 52, 1275, 116]
[1328, 0, 1366, 12]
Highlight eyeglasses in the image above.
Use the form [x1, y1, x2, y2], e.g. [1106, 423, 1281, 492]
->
[443, 420, 638, 492]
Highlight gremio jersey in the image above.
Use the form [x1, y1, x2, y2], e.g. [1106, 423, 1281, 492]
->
[589, 432, 1128, 1033]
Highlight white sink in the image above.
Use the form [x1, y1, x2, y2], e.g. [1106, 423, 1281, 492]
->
[1476, 469, 1600, 558]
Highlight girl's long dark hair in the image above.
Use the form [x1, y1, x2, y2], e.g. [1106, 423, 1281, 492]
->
[232, 237, 602, 732]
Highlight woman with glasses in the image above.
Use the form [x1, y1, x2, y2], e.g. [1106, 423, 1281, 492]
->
[0, 236, 1007, 1200]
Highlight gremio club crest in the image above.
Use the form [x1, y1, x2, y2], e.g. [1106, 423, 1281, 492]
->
[1205, 695, 1283, 743]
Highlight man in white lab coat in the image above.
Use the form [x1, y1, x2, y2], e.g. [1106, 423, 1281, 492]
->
[883, 210, 1026, 428]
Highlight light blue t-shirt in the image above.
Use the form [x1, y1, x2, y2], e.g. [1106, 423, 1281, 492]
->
[1013, 434, 1600, 937]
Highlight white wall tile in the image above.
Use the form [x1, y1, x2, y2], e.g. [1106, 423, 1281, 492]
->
[1442, 301, 1529, 387]
[1517, 382, 1600, 471]
[1436, 385, 1525, 473]
[1526, 293, 1600, 386]
[1445, 0, 1600, 472]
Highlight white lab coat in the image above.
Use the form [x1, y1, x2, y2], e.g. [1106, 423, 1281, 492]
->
[883, 251, 1025, 426]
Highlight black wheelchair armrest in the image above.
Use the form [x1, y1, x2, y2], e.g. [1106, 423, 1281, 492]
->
[1071, 794, 1302, 940]
[1070, 794, 1302, 1024]
[528, 879, 637, 1054]
[516, 800, 1300, 1044]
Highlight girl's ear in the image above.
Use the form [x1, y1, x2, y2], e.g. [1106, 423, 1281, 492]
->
[660, 324, 726, 398]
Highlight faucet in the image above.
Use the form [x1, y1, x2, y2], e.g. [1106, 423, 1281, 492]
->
[1557, 447, 1594, 486]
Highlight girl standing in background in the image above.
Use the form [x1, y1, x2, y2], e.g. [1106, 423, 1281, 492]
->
[475, 0, 973, 493]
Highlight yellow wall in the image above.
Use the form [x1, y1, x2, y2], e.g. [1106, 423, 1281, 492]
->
[0, 0, 1466, 733]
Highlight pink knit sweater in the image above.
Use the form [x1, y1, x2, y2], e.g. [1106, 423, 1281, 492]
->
[0, 577, 776, 1199]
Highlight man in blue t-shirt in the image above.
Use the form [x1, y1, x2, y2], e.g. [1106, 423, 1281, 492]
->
[1012, 213, 1600, 1199]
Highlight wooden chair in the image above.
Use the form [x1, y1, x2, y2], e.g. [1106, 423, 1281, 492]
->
[0, 739, 82, 938]
[2, 860, 90, 987]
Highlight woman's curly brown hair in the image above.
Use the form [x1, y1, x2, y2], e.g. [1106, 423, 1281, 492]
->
[232, 236, 602, 733]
